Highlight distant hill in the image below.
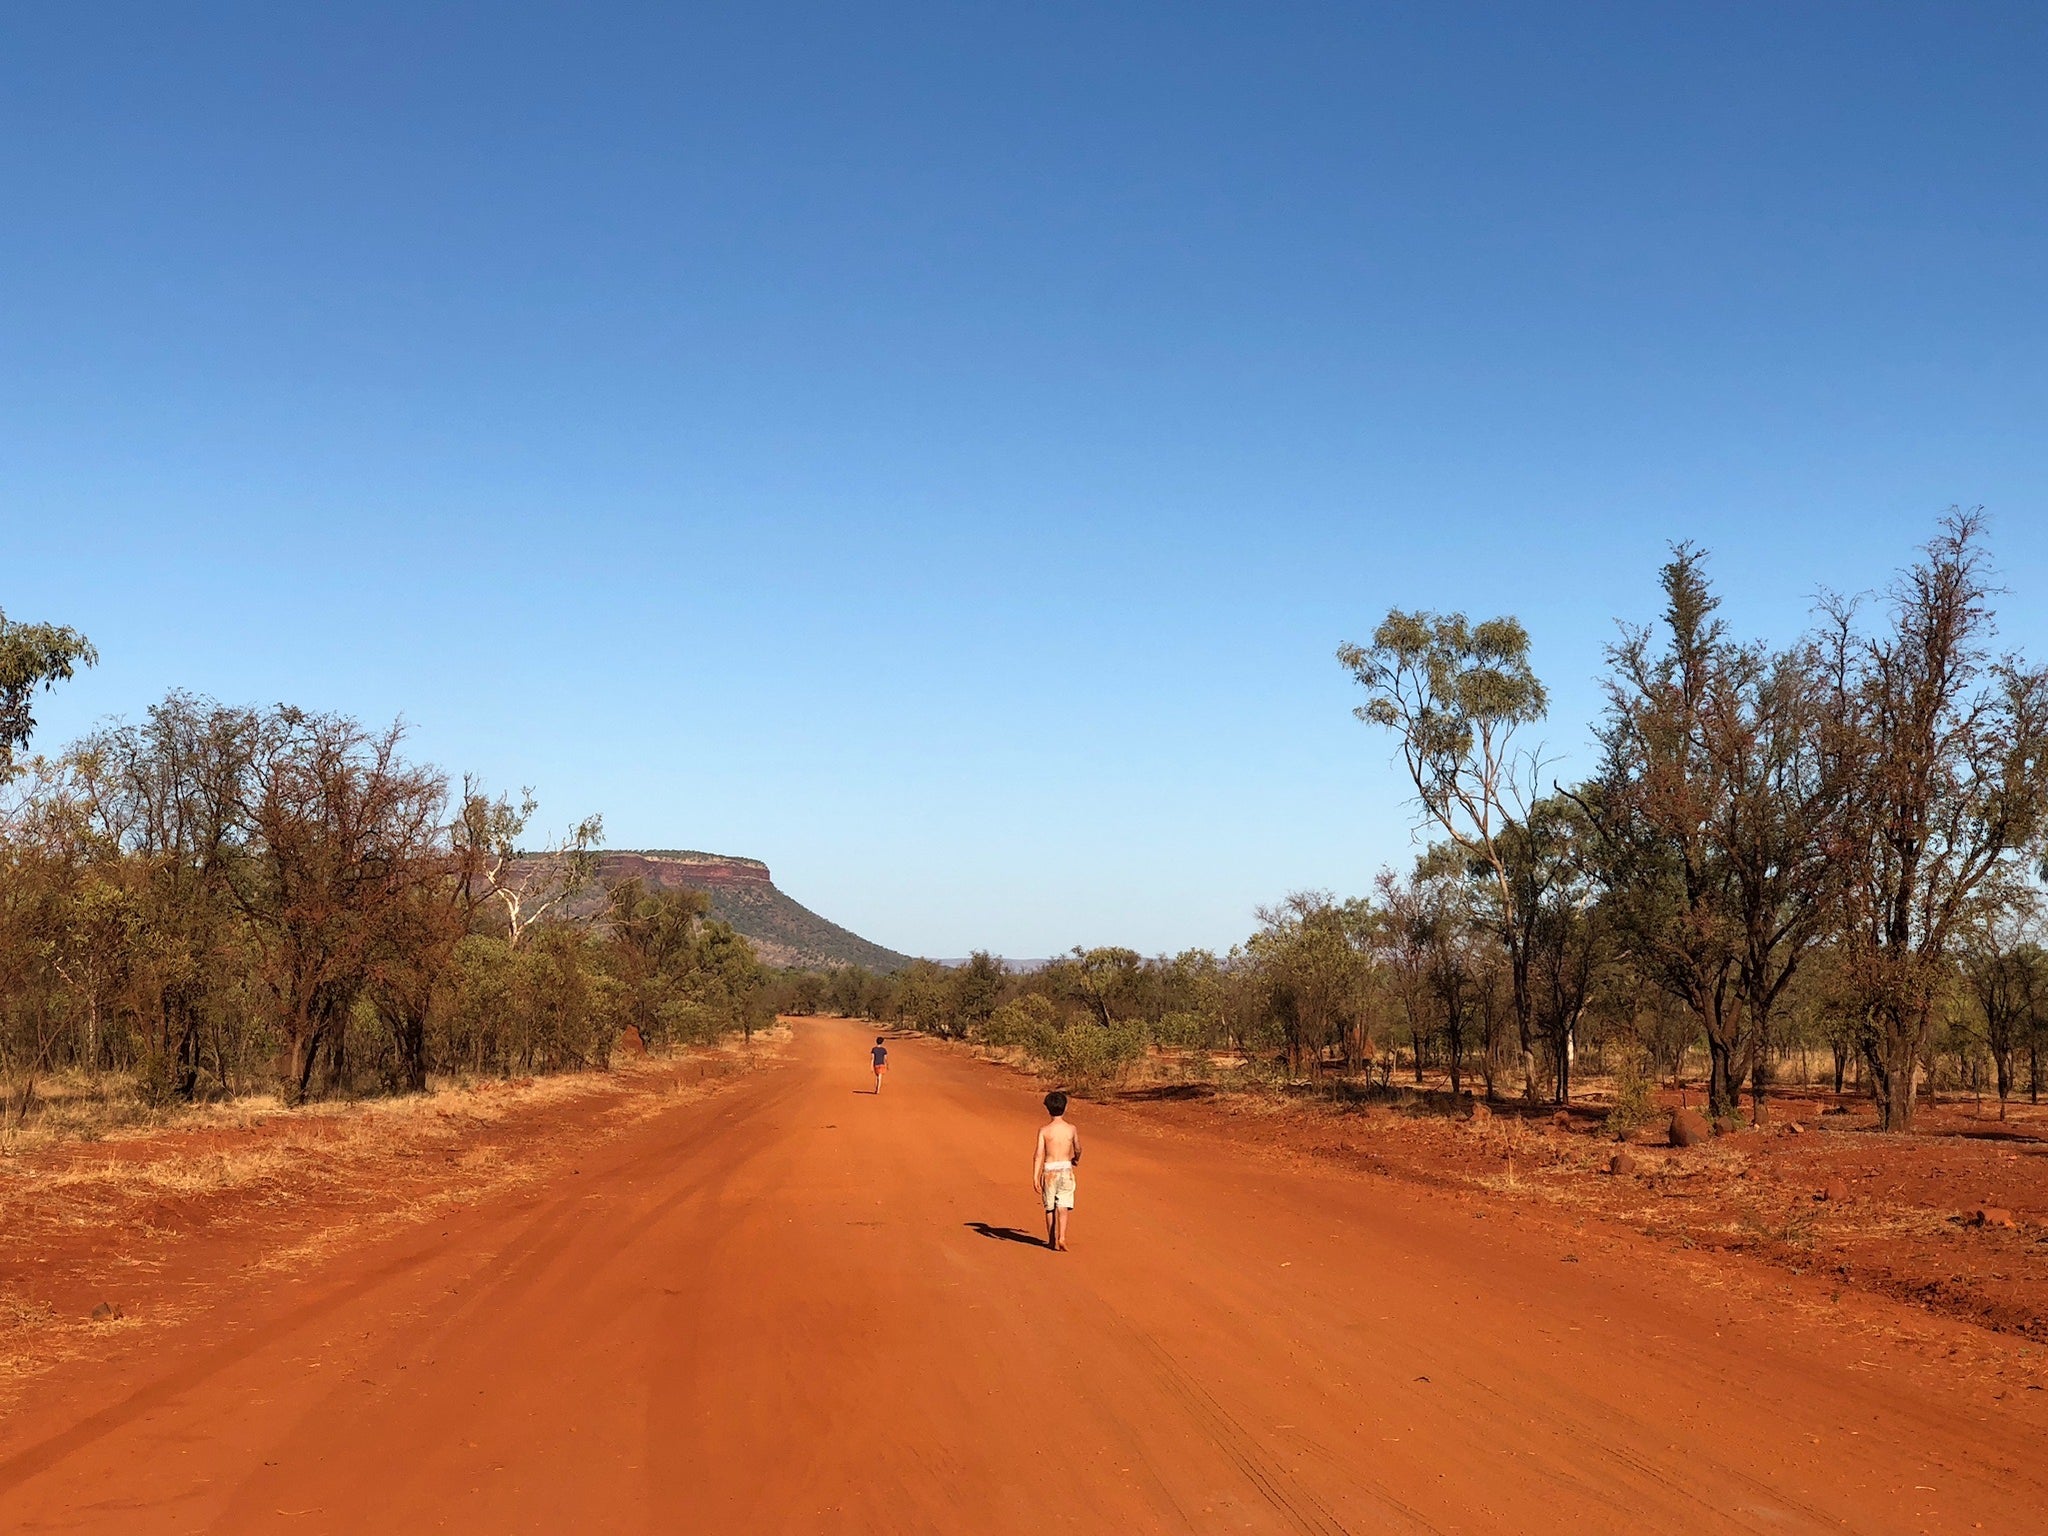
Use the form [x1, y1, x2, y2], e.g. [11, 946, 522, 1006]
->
[576, 850, 911, 972]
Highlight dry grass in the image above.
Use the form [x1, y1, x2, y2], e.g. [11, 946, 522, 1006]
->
[1, 1069, 165, 1151]
[2, 1019, 794, 1164]
[2, 1061, 618, 1157]
[11, 1073, 624, 1208]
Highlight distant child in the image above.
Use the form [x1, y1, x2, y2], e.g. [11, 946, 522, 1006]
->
[1031, 1091, 1082, 1251]
[870, 1036, 888, 1094]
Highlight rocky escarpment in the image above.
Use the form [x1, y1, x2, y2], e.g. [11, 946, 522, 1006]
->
[589, 850, 910, 973]
[600, 850, 774, 892]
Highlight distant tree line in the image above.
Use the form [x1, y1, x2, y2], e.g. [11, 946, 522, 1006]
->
[836, 513, 2048, 1131]
[0, 649, 772, 1131]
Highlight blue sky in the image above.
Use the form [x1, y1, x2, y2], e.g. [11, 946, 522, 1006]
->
[5, 3, 2046, 958]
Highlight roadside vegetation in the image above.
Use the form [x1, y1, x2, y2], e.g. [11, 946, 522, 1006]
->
[10, 509, 2047, 1154]
[810, 513, 2048, 1136]
[0, 618, 773, 1146]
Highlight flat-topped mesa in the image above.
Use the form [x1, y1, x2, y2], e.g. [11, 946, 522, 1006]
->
[524, 847, 909, 971]
[600, 850, 773, 889]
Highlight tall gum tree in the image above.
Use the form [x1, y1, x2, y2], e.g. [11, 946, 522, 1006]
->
[1591, 547, 1847, 1126]
[1826, 512, 2048, 1132]
[1375, 863, 1483, 1095]
[1248, 893, 1367, 1077]
[64, 694, 253, 1101]
[1340, 611, 1549, 1098]
[1499, 793, 1606, 1105]
[475, 789, 603, 947]
[0, 606, 95, 775]
[229, 708, 450, 1103]
[1959, 894, 2043, 1122]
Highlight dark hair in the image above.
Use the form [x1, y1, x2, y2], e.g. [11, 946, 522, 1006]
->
[1044, 1090, 1068, 1116]
[875, 1036, 884, 1045]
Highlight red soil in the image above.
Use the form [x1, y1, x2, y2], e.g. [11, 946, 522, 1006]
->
[1109, 1075, 2048, 1345]
[3, 1020, 2044, 1533]
[0, 1052, 752, 1394]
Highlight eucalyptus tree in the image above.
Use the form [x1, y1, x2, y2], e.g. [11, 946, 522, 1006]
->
[1340, 610, 1549, 1096]
[0, 605, 96, 774]
[65, 694, 256, 1100]
[1047, 946, 1147, 1030]
[950, 950, 1009, 1035]
[890, 958, 956, 1035]
[1497, 793, 1608, 1104]
[474, 788, 604, 947]
[1825, 512, 2048, 1131]
[1375, 861, 1487, 1095]
[598, 878, 713, 1055]
[1373, 867, 1438, 1083]
[1591, 546, 1847, 1124]
[229, 707, 450, 1102]
[682, 917, 771, 1044]
[1249, 892, 1368, 1076]
[1958, 894, 2044, 1121]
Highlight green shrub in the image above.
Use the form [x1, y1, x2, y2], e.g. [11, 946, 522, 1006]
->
[1152, 1010, 1216, 1050]
[979, 994, 1057, 1049]
[1036, 1016, 1148, 1089]
[1606, 1043, 1658, 1137]
[977, 996, 1147, 1088]
[657, 997, 729, 1047]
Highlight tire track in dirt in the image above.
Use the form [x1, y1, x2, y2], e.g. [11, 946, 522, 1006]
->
[0, 1237, 442, 1492]
[1098, 1310, 1394, 1535]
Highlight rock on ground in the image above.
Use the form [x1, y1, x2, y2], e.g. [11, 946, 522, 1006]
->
[1669, 1108, 1711, 1148]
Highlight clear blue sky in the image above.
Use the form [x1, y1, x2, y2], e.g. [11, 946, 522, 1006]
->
[5, 4, 2046, 959]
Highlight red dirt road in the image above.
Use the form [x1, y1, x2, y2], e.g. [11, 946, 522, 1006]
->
[4, 1018, 2044, 1534]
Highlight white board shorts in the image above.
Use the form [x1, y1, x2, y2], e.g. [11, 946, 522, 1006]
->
[1042, 1162, 1076, 1212]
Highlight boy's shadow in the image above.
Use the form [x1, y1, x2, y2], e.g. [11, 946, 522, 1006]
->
[965, 1221, 1047, 1248]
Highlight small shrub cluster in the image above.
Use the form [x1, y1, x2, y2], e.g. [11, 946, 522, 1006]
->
[1604, 1045, 1659, 1138]
[978, 994, 1147, 1088]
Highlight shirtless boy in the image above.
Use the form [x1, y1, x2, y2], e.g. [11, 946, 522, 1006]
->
[1031, 1091, 1082, 1251]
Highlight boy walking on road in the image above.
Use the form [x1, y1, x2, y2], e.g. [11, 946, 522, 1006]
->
[870, 1036, 888, 1094]
[1032, 1091, 1081, 1251]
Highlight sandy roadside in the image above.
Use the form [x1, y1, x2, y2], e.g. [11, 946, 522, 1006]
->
[0, 1030, 789, 1410]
